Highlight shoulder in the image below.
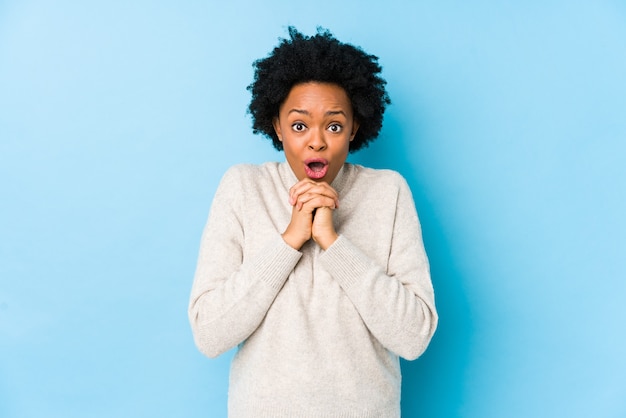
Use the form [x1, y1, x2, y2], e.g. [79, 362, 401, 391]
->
[211, 163, 281, 209]
[346, 164, 409, 191]
[222, 163, 268, 178]
[220, 162, 281, 184]
[342, 164, 415, 208]
[215, 163, 290, 202]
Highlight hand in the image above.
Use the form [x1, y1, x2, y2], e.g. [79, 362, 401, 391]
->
[281, 179, 339, 250]
[311, 206, 338, 250]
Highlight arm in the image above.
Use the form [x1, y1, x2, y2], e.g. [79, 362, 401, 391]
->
[188, 167, 302, 358]
[320, 175, 438, 360]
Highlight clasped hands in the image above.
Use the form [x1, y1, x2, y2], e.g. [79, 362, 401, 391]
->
[281, 179, 339, 251]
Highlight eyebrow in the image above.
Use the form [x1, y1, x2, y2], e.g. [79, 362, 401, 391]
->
[288, 109, 347, 117]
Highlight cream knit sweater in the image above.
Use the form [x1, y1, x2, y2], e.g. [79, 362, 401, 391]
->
[189, 162, 437, 417]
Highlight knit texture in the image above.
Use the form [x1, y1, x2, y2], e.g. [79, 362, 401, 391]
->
[189, 162, 437, 417]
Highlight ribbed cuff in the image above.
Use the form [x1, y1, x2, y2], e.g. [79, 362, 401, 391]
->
[252, 236, 302, 289]
[319, 235, 371, 289]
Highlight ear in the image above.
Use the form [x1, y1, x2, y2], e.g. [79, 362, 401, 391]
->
[349, 120, 360, 142]
[272, 117, 283, 142]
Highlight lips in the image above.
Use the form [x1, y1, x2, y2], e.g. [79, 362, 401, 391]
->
[304, 158, 329, 180]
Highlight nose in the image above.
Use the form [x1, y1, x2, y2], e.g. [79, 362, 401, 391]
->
[307, 129, 327, 151]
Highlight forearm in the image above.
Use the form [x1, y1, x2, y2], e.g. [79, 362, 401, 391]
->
[189, 237, 301, 358]
[321, 236, 437, 360]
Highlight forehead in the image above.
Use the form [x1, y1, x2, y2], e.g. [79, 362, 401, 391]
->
[280, 82, 352, 113]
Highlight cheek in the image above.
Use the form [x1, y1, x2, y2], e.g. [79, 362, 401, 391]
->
[282, 140, 300, 159]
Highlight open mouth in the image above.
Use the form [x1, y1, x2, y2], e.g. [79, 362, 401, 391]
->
[304, 159, 329, 179]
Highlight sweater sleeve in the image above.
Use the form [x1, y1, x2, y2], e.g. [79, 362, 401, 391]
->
[319, 174, 438, 360]
[188, 166, 302, 358]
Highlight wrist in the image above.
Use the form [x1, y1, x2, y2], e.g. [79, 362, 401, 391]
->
[281, 230, 306, 250]
[316, 232, 338, 251]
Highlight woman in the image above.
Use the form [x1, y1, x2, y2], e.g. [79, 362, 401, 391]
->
[189, 27, 437, 417]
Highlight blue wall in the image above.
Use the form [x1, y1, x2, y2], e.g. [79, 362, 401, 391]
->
[1, 1, 625, 417]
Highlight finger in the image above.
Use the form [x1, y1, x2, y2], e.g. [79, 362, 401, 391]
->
[297, 191, 339, 211]
[289, 180, 321, 204]
[290, 181, 339, 207]
[299, 195, 338, 213]
[289, 179, 336, 199]
[294, 191, 339, 211]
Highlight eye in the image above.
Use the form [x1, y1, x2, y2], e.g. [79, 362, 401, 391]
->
[292, 122, 306, 132]
[328, 123, 343, 133]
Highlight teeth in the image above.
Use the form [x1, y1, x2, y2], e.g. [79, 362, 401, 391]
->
[308, 162, 325, 171]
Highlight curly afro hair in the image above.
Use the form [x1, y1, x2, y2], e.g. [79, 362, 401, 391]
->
[247, 27, 391, 152]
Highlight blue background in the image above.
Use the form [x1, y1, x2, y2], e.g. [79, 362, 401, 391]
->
[1, 1, 625, 417]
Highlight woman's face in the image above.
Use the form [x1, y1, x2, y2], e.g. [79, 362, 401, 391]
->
[273, 82, 359, 183]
